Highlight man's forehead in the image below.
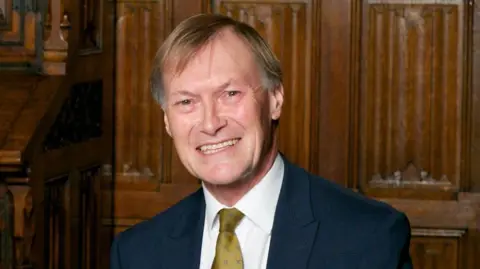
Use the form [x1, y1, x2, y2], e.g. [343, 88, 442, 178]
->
[191, 30, 254, 68]
[165, 30, 258, 87]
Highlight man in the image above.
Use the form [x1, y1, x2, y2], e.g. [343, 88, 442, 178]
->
[110, 14, 413, 269]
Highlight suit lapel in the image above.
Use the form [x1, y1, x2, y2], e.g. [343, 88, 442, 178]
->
[266, 158, 320, 269]
[163, 189, 205, 269]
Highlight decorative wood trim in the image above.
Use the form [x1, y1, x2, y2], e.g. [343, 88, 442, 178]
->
[412, 228, 466, 237]
[357, 0, 468, 195]
[42, 80, 103, 152]
[379, 194, 480, 230]
[79, 0, 104, 55]
[115, 0, 176, 183]
[43, 0, 71, 75]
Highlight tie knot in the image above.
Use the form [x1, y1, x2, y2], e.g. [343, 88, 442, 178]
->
[218, 208, 244, 232]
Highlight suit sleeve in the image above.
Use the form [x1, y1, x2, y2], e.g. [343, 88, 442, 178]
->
[110, 235, 124, 269]
[359, 211, 413, 269]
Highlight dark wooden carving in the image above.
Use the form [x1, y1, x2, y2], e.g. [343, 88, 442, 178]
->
[16, 189, 34, 269]
[370, 161, 452, 188]
[44, 165, 100, 269]
[45, 176, 67, 269]
[76, 166, 100, 269]
[358, 2, 465, 192]
[0, 0, 38, 70]
[410, 236, 459, 269]
[43, 0, 71, 75]
[79, 0, 103, 54]
[0, 0, 11, 30]
[43, 80, 103, 152]
[0, 180, 14, 269]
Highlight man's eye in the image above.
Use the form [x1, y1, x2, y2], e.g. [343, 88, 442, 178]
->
[176, 99, 191, 105]
[227, 91, 240, 97]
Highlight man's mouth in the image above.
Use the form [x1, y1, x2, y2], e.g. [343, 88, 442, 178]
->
[197, 138, 240, 155]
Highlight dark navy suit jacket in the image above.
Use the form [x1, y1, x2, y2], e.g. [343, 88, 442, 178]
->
[110, 157, 413, 269]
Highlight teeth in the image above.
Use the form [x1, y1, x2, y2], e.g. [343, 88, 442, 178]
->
[199, 139, 239, 154]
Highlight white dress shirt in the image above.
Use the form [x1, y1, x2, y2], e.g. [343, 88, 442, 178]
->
[199, 154, 285, 269]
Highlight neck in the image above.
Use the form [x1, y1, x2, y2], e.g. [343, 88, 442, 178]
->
[204, 144, 279, 207]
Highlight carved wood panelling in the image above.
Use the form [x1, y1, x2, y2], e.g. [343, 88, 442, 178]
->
[43, 0, 70, 74]
[16, 187, 34, 268]
[0, 180, 14, 269]
[70, 166, 101, 269]
[0, 80, 36, 151]
[212, 0, 317, 170]
[358, 0, 467, 191]
[472, 1, 480, 192]
[0, 0, 12, 29]
[0, 0, 72, 74]
[116, 0, 184, 183]
[410, 237, 458, 269]
[0, 0, 37, 68]
[43, 80, 103, 152]
[45, 166, 101, 269]
[79, 0, 103, 54]
[45, 176, 68, 269]
[0, 178, 34, 269]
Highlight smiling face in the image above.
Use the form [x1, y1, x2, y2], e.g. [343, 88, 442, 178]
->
[162, 29, 284, 190]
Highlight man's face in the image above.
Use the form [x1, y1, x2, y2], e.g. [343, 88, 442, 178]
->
[162, 29, 283, 186]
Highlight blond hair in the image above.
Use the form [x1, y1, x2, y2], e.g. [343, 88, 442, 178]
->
[150, 13, 282, 107]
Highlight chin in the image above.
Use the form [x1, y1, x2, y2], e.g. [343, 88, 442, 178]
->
[202, 171, 241, 185]
[203, 177, 239, 187]
[199, 165, 247, 186]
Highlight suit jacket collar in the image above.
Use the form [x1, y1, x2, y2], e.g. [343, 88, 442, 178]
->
[163, 188, 205, 269]
[163, 154, 319, 269]
[266, 155, 320, 269]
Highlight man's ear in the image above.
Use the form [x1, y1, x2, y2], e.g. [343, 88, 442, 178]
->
[164, 113, 172, 137]
[270, 84, 284, 120]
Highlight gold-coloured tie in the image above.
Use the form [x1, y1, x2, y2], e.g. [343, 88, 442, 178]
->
[211, 208, 245, 269]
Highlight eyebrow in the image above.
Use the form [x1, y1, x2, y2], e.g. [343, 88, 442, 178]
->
[171, 80, 233, 97]
[171, 90, 197, 97]
[213, 80, 231, 93]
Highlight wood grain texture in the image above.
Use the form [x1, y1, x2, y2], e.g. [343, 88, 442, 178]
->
[0, 0, 37, 67]
[358, 1, 465, 192]
[0, 0, 115, 268]
[471, 0, 480, 192]
[116, 0, 174, 181]
[410, 236, 459, 269]
[0, 75, 61, 169]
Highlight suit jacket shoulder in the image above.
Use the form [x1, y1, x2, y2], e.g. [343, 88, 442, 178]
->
[111, 188, 205, 268]
[310, 170, 401, 220]
[265, 158, 412, 269]
[288, 163, 409, 251]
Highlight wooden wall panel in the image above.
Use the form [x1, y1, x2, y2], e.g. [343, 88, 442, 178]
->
[471, 2, 480, 192]
[42, 166, 102, 269]
[79, 0, 103, 54]
[0, 0, 37, 67]
[310, 0, 353, 186]
[116, 0, 173, 180]
[356, 1, 469, 198]
[410, 236, 459, 269]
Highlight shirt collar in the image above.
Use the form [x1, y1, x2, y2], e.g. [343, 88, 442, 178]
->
[203, 153, 284, 234]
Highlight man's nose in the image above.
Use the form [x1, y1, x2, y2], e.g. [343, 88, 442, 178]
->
[201, 102, 226, 135]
